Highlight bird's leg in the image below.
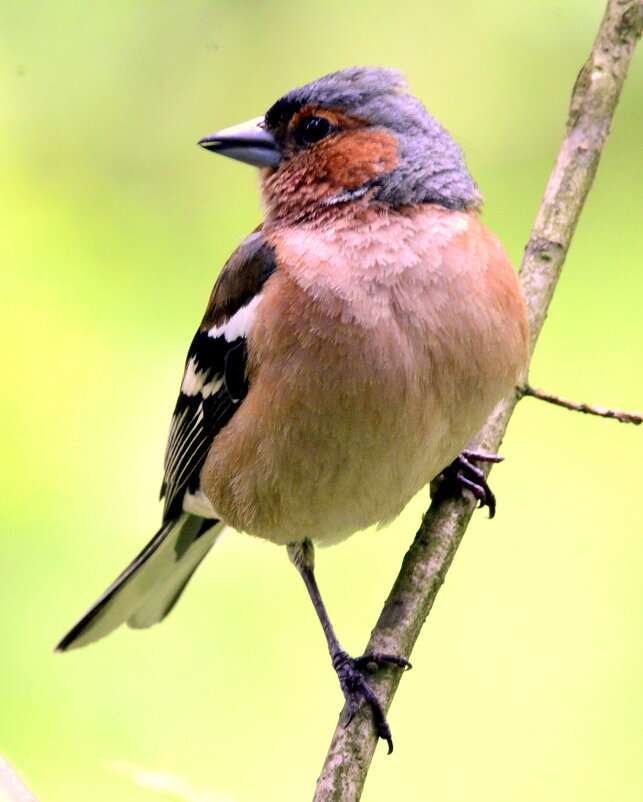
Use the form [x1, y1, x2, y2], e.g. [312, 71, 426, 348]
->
[286, 539, 411, 753]
[431, 449, 503, 518]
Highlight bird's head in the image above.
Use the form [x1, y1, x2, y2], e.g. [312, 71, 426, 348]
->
[199, 67, 481, 222]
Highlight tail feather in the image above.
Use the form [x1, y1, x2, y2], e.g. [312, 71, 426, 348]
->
[56, 514, 224, 651]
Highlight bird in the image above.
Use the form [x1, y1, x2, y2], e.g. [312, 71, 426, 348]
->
[56, 66, 529, 752]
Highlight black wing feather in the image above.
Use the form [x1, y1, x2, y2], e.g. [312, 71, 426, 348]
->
[160, 233, 277, 522]
[161, 331, 244, 521]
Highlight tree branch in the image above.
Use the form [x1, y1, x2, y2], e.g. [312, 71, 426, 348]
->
[313, 1, 643, 799]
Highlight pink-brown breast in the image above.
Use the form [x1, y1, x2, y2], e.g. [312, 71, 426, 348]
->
[200, 204, 528, 545]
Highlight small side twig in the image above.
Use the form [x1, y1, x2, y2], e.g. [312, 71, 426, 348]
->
[522, 384, 642, 424]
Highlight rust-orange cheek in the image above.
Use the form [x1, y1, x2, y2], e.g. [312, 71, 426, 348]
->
[315, 130, 399, 190]
[262, 129, 400, 216]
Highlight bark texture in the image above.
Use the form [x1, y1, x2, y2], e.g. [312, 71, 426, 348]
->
[313, 1, 643, 799]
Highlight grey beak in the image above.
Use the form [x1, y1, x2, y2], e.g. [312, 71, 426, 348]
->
[198, 116, 281, 168]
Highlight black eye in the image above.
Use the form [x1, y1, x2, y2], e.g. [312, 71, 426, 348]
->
[299, 116, 332, 145]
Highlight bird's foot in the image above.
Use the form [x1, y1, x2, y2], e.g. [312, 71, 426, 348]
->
[431, 449, 503, 518]
[332, 650, 411, 754]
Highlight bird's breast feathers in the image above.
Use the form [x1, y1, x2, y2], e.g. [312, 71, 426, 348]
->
[198, 204, 527, 545]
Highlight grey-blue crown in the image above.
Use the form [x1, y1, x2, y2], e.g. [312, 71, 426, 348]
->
[266, 67, 481, 211]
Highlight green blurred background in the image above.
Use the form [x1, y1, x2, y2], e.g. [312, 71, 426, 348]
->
[1, 1, 641, 800]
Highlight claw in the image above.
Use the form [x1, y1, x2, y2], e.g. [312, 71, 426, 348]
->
[332, 649, 409, 753]
[353, 652, 412, 673]
[462, 449, 504, 465]
[432, 449, 502, 518]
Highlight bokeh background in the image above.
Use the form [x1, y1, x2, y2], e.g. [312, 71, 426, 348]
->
[1, 1, 641, 800]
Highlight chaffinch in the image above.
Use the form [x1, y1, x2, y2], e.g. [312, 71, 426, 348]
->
[57, 67, 529, 750]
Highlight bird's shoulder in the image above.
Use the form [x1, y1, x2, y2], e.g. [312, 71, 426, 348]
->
[201, 228, 278, 331]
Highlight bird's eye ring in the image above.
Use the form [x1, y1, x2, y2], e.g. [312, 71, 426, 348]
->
[299, 116, 332, 145]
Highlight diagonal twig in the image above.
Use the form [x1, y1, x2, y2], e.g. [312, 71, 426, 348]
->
[522, 384, 643, 424]
[313, 1, 643, 799]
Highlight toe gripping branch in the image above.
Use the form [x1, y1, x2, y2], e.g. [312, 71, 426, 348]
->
[332, 650, 412, 754]
[432, 449, 503, 518]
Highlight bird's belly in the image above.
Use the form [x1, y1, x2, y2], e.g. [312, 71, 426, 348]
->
[268, 408, 456, 546]
[200, 326, 496, 546]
